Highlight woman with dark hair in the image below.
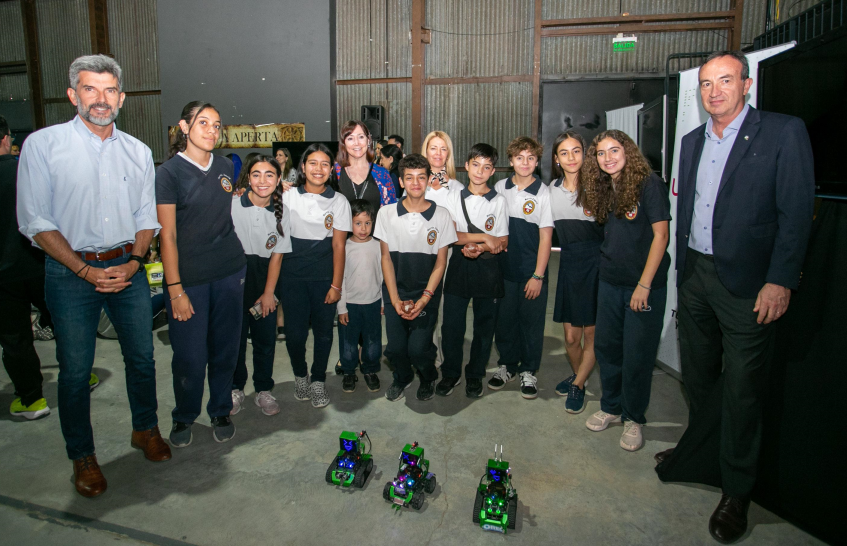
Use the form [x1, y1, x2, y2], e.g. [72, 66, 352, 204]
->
[334, 120, 397, 211]
[549, 131, 603, 414]
[275, 147, 297, 183]
[156, 101, 246, 446]
[379, 143, 403, 198]
[279, 143, 351, 408]
[581, 129, 670, 453]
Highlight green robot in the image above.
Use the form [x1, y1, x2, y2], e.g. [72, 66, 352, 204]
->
[383, 441, 436, 510]
[473, 445, 518, 533]
[325, 431, 373, 488]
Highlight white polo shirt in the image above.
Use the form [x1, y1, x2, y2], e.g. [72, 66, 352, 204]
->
[549, 178, 603, 247]
[231, 192, 292, 257]
[444, 188, 509, 237]
[494, 175, 553, 282]
[424, 178, 462, 208]
[281, 185, 352, 281]
[374, 199, 457, 300]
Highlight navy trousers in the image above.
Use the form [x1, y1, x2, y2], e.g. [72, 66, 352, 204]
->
[384, 288, 440, 385]
[440, 293, 499, 380]
[338, 300, 382, 375]
[233, 307, 277, 393]
[166, 267, 245, 424]
[594, 280, 667, 425]
[279, 279, 335, 382]
[494, 278, 548, 375]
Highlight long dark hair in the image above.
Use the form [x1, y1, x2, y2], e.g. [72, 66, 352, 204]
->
[582, 129, 653, 224]
[336, 120, 374, 167]
[551, 130, 588, 208]
[243, 154, 285, 236]
[168, 101, 219, 159]
[296, 143, 339, 191]
[276, 147, 294, 179]
[380, 144, 403, 175]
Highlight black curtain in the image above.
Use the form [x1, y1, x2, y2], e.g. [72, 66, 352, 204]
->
[657, 199, 847, 545]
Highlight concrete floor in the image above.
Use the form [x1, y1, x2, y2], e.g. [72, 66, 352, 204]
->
[0, 254, 823, 546]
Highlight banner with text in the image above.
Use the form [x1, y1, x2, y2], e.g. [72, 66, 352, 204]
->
[167, 123, 305, 150]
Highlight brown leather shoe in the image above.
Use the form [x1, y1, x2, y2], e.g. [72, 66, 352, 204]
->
[131, 425, 173, 462]
[73, 454, 107, 498]
[654, 447, 675, 465]
[709, 494, 750, 544]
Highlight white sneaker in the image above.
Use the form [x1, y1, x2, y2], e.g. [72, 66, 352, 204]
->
[620, 421, 643, 451]
[487, 365, 515, 390]
[310, 381, 329, 408]
[585, 410, 622, 431]
[230, 389, 245, 416]
[294, 376, 311, 401]
[255, 391, 280, 416]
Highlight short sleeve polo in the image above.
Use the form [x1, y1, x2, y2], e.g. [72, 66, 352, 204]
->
[444, 188, 509, 237]
[549, 178, 603, 246]
[280, 185, 351, 281]
[493, 176, 554, 282]
[374, 199, 458, 300]
[230, 191, 292, 258]
[599, 173, 671, 288]
[424, 178, 462, 208]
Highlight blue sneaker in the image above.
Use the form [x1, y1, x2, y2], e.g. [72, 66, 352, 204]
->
[555, 374, 577, 396]
[565, 383, 586, 414]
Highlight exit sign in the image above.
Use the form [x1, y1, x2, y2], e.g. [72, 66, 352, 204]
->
[613, 33, 637, 52]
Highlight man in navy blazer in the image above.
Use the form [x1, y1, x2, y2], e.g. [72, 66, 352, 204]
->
[660, 51, 814, 543]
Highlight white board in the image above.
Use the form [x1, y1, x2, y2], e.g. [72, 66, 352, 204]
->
[656, 43, 797, 375]
[606, 103, 644, 141]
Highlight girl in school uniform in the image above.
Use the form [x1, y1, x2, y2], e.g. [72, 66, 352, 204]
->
[581, 129, 671, 452]
[549, 131, 604, 414]
[422, 131, 463, 207]
[229, 156, 291, 417]
[157, 101, 247, 446]
[279, 143, 351, 408]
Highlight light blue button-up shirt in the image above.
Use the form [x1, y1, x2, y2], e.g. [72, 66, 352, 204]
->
[16, 115, 159, 252]
[688, 104, 749, 255]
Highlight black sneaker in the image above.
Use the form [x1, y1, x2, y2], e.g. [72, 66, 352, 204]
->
[466, 378, 484, 398]
[487, 365, 515, 390]
[211, 416, 236, 443]
[416, 380, 436, 401]
[169, 421, 192, 448]
[342, 374, 358, 393]
[435, 376, 461, 397]
[277, 327, 286, 342]
[363, 373, 381, 392]
[335, 360, 343, 375]
[519, 371, 538, 400]
[385, 381, 409, 402]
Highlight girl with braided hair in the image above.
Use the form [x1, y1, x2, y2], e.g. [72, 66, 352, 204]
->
[229, 155, 291, 417]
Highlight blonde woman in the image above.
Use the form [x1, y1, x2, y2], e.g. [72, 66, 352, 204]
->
[421, 131, 463, 207]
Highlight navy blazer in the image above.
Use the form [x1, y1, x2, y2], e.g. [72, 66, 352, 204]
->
[676, 107, 815, 298]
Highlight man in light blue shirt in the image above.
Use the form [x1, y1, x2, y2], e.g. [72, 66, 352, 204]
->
[688, 103, 749, 255]
[16, 54, 171, 498]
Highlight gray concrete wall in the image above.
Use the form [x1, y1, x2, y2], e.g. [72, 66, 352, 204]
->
[157, 0, 334, 154]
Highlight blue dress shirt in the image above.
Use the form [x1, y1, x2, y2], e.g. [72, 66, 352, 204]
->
[688, 104, 750, 255]
[16, 115, 159, 252]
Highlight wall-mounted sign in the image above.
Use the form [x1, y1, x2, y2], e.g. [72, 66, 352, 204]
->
[613, 33, 637, 52]
[168, 123, 306, 149]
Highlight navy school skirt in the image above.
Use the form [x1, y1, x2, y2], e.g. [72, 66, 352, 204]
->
[553, 240, 601, 327]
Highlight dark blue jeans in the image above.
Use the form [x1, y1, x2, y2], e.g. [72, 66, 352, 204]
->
[441, 293, 499, 380]
[338, 300, 382, 375]
[494, 278, 548, 374]
[279, 279, 335, 382]
[166, 267, 245, 424]
[384, 288, 440, 385]
[45, 255, 157, 460]
[594, 280, 667, 425]
[233, 307, 277, 392]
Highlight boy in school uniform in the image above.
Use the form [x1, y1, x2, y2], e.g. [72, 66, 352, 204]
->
[437, 144, 509, 398]
[337, 199, 383, 393]
[490, 137, 554, 399]
[375, 154, 457, 402]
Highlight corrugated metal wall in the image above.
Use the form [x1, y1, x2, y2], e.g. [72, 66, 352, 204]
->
[107, 0, 165, 162]
[334, 0, 770, 168]
[0, 3, 30, 103]
[36, 0, 91, 101]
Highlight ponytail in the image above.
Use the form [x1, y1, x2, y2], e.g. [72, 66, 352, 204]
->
[168, 101, 219, 159]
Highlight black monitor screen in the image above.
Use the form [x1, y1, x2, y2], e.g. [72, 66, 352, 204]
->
[759, 29, 847, 197]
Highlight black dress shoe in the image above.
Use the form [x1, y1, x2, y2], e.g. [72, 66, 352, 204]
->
[709, 494, 750, 544]
[654, 447, 674, 465]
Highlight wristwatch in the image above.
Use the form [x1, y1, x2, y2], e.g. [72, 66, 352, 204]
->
[127, 255, 145, 276]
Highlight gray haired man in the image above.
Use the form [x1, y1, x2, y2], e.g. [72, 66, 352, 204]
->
[17, 54, 172, 498]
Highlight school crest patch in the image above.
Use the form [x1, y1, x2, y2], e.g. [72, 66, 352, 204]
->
[583, 208, 593, 217]
[265, 233, 278, 250]
[523, 200, 535, 215]
[220, 176, 233, 193]
[426, 228, 438, 246]
[484, 216, 495, 232]
[324, 213, 334, 230]
[625, 206, 638, 220]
